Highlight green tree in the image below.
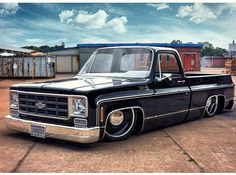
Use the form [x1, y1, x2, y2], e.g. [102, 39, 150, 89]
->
[198, 41, 227, 56]
[171, 40, 183, 44]
[23, 42, 66, 52]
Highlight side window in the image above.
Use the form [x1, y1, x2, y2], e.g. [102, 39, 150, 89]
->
[155, 53, 182, 79]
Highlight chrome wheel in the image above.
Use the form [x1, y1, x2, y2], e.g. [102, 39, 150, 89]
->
[105, 108, 136, 141]
[205, 96, 218, 117]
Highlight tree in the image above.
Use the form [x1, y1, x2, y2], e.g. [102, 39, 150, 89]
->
[61, 42, 65, 48]
[23, 42, 66, 52]
[198, 41, 227, 56]
[171, 40, 183, 44]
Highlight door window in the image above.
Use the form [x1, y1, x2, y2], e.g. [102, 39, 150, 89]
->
[155, 53, 182, 79]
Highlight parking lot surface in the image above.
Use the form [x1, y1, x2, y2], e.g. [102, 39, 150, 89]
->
[0, 69, 236, 172]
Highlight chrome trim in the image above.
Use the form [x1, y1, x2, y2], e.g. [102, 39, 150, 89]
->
[10, 90, 88, 121]
[145, 109, 189, 120]
[97, 89, 190, 107]
[10, 90, 87, 98]
[154, 89, 190, 96]
[5, 115, 100, 143]
[190, 84, 234, 92]
[96, 84, 233, 107]
[97, 93, 152, 106]
[102, 106, 143, 139]
[177, 80, 186, 83]
[189, 106, 205, 111]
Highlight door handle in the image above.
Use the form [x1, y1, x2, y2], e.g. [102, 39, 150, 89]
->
[177, 80, 186, 83]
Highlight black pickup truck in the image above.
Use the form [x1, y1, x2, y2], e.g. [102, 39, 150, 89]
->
[5, 46, 235, 143]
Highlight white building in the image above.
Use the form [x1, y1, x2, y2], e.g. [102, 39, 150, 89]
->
[229, 41, 236, 57]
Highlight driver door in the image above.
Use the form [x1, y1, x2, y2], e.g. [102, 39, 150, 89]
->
[152, 51, 190, 127]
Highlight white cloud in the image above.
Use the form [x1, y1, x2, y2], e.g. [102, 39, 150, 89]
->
[0, 3, 19, 16]
[106, 16, 128, 33]
[74, 10, 108, 29]
[147, 3, 170, 11]
[176, 5, 193, 18]
[59, 9, 128, 33]
[59, 9, 75, 24]
[176, 3, 217, 24]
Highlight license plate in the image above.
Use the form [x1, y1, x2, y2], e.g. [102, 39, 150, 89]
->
[31, 125, 45, 138]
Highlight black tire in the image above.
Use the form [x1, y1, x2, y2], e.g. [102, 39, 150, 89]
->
[205, 95, 218, 117]
[105, 108, 137, 141]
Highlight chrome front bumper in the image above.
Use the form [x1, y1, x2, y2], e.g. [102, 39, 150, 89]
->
[5, 115, 100, 143]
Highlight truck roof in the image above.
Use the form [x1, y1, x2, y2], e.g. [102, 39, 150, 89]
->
[96, 46, 178, 52]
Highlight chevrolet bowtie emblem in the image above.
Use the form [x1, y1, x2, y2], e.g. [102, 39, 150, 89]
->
[35, 102, 46, 109]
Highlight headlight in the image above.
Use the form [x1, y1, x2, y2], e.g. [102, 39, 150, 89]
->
[10, 92, 19, 109]
[69, 97, 87, 118]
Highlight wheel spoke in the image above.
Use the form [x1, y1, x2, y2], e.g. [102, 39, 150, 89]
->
[205, 96, 218, 117]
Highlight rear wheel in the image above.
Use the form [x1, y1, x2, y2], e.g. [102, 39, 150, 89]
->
[105, 108, 136, 141]
[205, 95, 218, 117]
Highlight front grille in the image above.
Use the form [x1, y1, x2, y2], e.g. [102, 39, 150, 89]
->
[18, 93, 68, 120]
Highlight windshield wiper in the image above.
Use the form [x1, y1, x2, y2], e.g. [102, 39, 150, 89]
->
[84, 78, 96, 88]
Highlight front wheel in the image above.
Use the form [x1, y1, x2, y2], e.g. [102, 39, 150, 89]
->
[205, 95, 218, 117]
[105, 108, 136, 141]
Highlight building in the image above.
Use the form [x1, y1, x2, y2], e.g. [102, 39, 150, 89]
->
[201, 56, 227, 68]
[229, 40, 236, 57]
[46, 47, 80, 73]
[47, 43, 203, 73]
[0, 44, 34, 56]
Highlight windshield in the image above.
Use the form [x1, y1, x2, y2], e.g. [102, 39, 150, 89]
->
[78, 48, 153, 78]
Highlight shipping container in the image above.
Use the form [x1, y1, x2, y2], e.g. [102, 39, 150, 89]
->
[0, 56, 55, 78]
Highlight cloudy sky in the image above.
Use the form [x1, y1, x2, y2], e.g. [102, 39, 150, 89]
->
[0, 3, 236, 49]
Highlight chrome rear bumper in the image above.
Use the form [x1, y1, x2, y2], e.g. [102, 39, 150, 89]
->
[5, 115, 100, 143]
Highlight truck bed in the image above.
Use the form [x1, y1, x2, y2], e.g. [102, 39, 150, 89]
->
[185, 72, 233, 86]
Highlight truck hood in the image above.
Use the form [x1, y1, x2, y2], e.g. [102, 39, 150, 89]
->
[11, 76, 150, 93]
